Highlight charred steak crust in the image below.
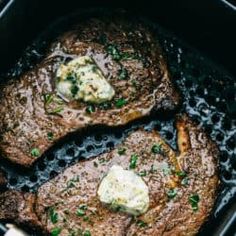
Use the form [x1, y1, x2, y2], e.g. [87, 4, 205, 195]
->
[0, 170, 6, 188]
[0, 15, 180, 167]
[0, 115, 219, 235]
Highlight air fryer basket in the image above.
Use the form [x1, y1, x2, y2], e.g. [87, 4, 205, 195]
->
[0, 1, 235, 236]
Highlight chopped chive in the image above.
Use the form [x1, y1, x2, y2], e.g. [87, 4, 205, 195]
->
[117, 147, 126, 155]
[151, 143, 162, 154]
[51, 227, 61, 236]
[167, 188, 177, 199]
[115, 98, 127, 108]
[189, 194, 200, 211]
[31, 148, 40, 157]
[49, 208, 58, 224]
[129, 154, 138, 169]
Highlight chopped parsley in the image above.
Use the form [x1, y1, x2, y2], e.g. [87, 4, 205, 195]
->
[115, 98, 127, 108]
[31, 148, 40, 157]
[83, 230, 91, 236]
[71, 84, 79, 96]
[139, 170, 147, 177]
[189, 194, 200, 211]
[151, 143, 162, 154]
[136, 220, 148, 228]
[118, 67, 128, 80]
[176, 171, 187, 177]
[47, 132, 54, 141]
[106, 44, 121, 61]
[86, 105, 95, 114]
[117, 147, 126, 155]
[129, 154, 138, 169]
[181, 177, 189, 186]
[51, 107, 64, 114]
[99, 102, 112, 110]
[44, 93, 53, 105]
[49, 208, 58, 224]
[76, 204, 88, 217]
[76, 208, 86, 216]
[51, 227, 61, 236]
[66, 74, 77, 83]
[83, 216, 90, 221]
[162, 166, 171, 176]
[166, 188, 177, 199]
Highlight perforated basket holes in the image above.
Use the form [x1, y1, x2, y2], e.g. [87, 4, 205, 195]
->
[0, 15, 235, 230]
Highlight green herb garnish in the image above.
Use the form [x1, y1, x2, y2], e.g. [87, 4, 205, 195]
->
[115, 98, 127, 108]
[83, 230, 91, 236]
[117, 147, 126, 155]
[31, 148, 40, 157]
[76, 208, 86, 216]
[106, 44, 121, 61]
[189, 194, 200, 211]
[99, 102, 112, 110]
[162, 166, 171, 176]
[129, 154, 138, 169]
[44, 93, 53, 105]
[176, 171, 187, 177]
[118, 67, 128, 80]
[136, 220, 147, 228]
[139, 170, 147, 177]
[51, 107, 64, 114]
[49, 208, 58, 224]
[83, 216, 90, 221]
[71, 85, 79, 96]
[47, 132, 54, 141]
[51, 227, 61, 236]
[151, 143, 162, 154]
[181, 177, 189, 186]
[86, 105, 95, 114]
[167, 189, 177, 199]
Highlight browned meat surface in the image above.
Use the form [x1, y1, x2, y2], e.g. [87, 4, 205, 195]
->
[0, 15, 180, 167]
[0, 115, 219, 235]
[0, 170, 6, 188]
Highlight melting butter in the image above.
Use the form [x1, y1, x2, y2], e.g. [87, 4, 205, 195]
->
[56, 56, 115, 103]
[98, 165, 149, 216]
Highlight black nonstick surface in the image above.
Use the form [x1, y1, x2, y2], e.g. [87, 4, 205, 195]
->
[0, 9, 235, 236]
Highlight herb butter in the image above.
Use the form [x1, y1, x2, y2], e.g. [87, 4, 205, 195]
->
[97, 165, 149, 216]
[56, 56, 115, 103]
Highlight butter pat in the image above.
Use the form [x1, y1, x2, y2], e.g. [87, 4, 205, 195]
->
[98, 165, 149, 216]
[56, 56, 115, 103]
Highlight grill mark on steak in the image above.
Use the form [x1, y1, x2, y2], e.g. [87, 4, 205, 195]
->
[0, 15, 180, 167]
[0, 115, 219, 235]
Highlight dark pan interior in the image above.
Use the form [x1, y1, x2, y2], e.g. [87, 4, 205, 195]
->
[0, 2, 235, 236]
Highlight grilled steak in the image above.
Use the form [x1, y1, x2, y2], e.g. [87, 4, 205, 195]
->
[0, 170, 6, 189]
[0, 14, 180, 167]
[0, 115, 219, 235]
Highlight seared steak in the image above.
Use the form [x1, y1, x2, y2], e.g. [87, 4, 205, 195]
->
[0, 14, 180, 167]
[0, 115, 219, 235]
[0, 170, 6, 188]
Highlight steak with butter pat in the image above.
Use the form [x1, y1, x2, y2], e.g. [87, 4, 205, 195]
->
[0, 115, 219, 235]
[0, 14, 179, 167]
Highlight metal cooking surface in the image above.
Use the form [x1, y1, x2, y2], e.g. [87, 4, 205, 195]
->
[0, 11, 235, 235]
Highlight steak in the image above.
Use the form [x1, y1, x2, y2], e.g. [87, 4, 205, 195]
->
[0, 170, 6, 189]
[0, 115, 219, 235]
[0, 14, 180, 167]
